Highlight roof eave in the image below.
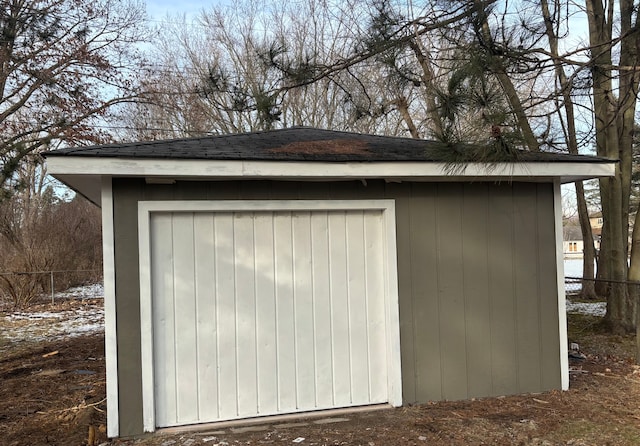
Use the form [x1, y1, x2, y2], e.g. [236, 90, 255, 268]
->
[46, 157, 617, 207]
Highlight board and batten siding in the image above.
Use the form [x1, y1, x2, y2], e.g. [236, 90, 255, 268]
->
[111, 178, 560, 437]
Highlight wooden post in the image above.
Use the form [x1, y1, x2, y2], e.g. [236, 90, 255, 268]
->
[636, 283, 640, 365]
[50, 271, 55, 305]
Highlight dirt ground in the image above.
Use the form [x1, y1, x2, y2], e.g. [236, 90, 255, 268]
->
[2, 299, 640, 446]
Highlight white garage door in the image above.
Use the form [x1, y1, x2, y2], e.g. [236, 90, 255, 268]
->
[138, 200, 401, 431]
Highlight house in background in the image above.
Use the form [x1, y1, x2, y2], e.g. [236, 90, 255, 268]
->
[563, 225, 584, 258]
[44, 127, 616, 438]
[562, 212, 603, 259]
[590, 211, 604, 249]
[589, 211, 604, 230]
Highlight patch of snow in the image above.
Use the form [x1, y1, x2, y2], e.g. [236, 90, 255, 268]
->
[52, 283, 104, 300]
[566, 299, 606, 317]
[1, 284, 105, 347]
[9, 311, 65, 320]
[2, 306, 104, 343]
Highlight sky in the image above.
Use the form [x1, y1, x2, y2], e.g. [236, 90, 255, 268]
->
[145, 0, 223, 21]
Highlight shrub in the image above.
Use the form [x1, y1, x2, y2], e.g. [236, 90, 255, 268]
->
[0, 190, 102, 308]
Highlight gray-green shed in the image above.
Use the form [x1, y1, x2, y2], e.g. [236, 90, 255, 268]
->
[44, 127, 615, 438]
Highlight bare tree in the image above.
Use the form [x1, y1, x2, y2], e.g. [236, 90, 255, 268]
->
[0, 0, 146, 197]
[540, 0, 598, 298]
[126, 0, 503, 140]
[124, 0, 398, 138]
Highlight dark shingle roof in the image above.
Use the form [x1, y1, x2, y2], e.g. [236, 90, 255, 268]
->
[563, 226, 584, 241]
[43, 127, 611, 163]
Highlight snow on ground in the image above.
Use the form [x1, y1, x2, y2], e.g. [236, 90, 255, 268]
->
[0, 283, 104, 347]
[52, 283, 104, 300]
[5, 306, 104, 341]
[566, 299, 606, 317]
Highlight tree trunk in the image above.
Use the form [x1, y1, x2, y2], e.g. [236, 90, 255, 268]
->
[540, 0, 597, 297]
[408, 40, 444, 139]
[392, 96, 420, 139]
[627, 196, 640, 337]
[577, 182, 598, 299]
[604, 168, 633, 333]
[473, 0, 539, 151]
[616, 0, 640, 333]
[586, 0, 634, 332]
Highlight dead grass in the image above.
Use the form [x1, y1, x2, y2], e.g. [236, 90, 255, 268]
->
[2, 301, 640, 445]
[568, 311, 637, 360]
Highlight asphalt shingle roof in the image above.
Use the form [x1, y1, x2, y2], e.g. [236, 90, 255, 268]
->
[43, 127, 611, 163]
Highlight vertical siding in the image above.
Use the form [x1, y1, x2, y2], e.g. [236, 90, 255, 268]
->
[112, 179, 145, 436]
[113, 179, 561, 436]
[394, 181, 560, 402]
[513, 183, 543, 392]
[436, 184, 468, 400]
[488, 186, 518, 396]
[462, 183, 492, 398]
[408, 183, 441, 402]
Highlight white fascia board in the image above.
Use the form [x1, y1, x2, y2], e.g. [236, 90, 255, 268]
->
[46, 156, 616, 183]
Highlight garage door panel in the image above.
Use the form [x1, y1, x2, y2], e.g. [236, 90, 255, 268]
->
[326, 212, 351, 406]
[364, 212, 388, 403]
[346, 211, 372, 405]
[193, 214, 219, 421]
[293, 212, 317, 410]
[150, 214, 178, 426]
[234, 214, 259, 418]
[272, 212, 296, 413]
[172, 213, 200, 424]
[254, 213, 278, 415]
[311, 214, 334, 408]
[212, 214, 239, 421]
[149, 206, 395, 427]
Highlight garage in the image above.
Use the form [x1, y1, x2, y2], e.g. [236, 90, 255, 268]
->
[43, 127, 617, 438]
[137, 200, 402, 429]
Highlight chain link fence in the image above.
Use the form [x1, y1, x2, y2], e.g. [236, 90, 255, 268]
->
[565, 276, 640, 298]
[565, 276, 584, 296]
[0, 269, 102, 309]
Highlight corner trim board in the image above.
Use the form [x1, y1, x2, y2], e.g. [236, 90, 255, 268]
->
[102, 177, 119, 438]
[553, 180, 569, 390]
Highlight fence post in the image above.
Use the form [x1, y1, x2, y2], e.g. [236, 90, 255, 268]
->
[50, 271, 55, 305]
[637, 285, 640, 365]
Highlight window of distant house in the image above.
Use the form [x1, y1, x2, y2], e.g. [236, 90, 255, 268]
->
[569, 242, 578, 252]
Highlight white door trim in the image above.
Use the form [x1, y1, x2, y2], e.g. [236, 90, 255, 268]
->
[138, 199, 402, 433]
